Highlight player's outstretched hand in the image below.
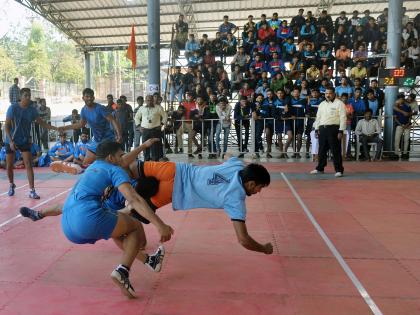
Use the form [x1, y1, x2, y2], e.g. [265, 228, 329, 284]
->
[263, 243, 273, 255]
[143, 138, 160, 148]
[159, 223, 174, 243]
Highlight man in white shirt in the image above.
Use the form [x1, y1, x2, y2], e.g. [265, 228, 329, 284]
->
[311, 87, 347, 177]
[135, 94, 167, 161]
[355, 109, 383, 161]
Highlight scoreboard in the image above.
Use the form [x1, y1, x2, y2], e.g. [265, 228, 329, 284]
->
[378, 68, 416, 87]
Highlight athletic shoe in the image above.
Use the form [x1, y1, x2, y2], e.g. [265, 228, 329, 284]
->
[110, 268, 136, 299]
[8, 183, 16, 196]
[50, 161, 83, 175]
[29, 190, 40, 199]
[20, 207, 43, 221]
[334, 172, 343, 177]
[310, 170, 324, 175]
[145, 245, 165, 272]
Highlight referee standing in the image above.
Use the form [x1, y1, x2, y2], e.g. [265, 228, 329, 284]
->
[310, 87, 347, 177]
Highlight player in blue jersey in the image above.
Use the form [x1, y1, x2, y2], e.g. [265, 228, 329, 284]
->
[273, 89, 293, 158]
[4, 88, 58, 198]
[56, 88, 122, 167]
[289, 87, 307, 158]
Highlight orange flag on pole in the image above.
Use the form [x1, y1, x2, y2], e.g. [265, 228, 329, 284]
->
[126, 25, 137, 69]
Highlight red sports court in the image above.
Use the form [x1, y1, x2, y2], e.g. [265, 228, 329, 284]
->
[1, 161, 420, 315]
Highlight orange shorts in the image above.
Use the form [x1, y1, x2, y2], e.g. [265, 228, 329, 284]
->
[143, 161, 176, 208]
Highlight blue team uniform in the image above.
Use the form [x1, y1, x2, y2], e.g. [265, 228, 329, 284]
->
[172, 158, 247, 221]
[61, 160, 130, 244]
[273, 97, 291, 134]
[80, 103, 114, 153]
[261, 97, 275, 131]
[306, 97, 323, 135]
[48, 141, 74, 160]
[289, 97, 306, 134]
[74, 140, 90, 160]
[102, 179, 137, 212]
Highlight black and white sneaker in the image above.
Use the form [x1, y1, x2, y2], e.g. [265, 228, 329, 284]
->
[145, 245, 165, 272]
[110, 268, 137, 298]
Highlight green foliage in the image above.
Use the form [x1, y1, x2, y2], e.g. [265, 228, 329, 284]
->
[0, 46, 17, 81]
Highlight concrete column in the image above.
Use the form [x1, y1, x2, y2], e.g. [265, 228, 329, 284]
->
[84, 52, 91, 89]
[147, 0, 160, 95]
[383, 0, 403, 153]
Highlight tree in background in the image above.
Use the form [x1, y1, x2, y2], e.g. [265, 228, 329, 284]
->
[0, 47, 17, 81]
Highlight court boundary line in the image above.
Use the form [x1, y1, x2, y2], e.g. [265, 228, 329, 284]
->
[0, 184, 29, 196]
[0, 188, 71, 229]
[281, 172, 383, 315]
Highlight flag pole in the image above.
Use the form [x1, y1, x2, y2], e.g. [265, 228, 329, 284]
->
[133, 67, 136, 104]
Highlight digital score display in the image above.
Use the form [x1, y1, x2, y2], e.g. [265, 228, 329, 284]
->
[378, 68, 416, 87]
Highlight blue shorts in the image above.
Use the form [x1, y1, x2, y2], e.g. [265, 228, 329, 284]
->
[275, 120, 292, 134]
[61, 206, 118, 244]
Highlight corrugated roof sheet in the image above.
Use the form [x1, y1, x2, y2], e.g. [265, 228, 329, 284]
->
[18, 0, 420, 50]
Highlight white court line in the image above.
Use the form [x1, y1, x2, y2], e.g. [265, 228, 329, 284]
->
[0, 188, 71, 229]
[281, 173, 383, 315]
[0, 184, 29, 196]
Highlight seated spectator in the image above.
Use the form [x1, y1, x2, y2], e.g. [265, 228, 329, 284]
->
[300, 19, 316, 42]
[335, 11, 350, 34]
[291, 8, 306, 37]
[350, 61, 367, 84]
[231, 46, 248, 71]
[49, 133, 74, 162]
[28, 136, 41, 167]
[243, 15, 256, 40]
[282, 37, 296, 62]
[185, 34, 200, 62]
[334, 25, 351, 51]
[239, 82, 255, 101]
[300, 80, 310, 98]
[317, 10, 333, 35]
[243, 31, 257, 54]
[212, 32, 224, 57]
[355, 109, 383, 161]
[264, 40, 281, 61]
[402, 22, 418, 48]
[200, 34, 212, 56]
[258, 23, 275, 43]
[365, 17, 380, 51]
[297, 38, 314, 52]
[277, 20, 293, 43]
[169, 66, 185, 106]
[353, 78, 366, 95]
[289, 55, 305, 79]
[267, 52, 285, 76]
[222, 33, 238, 57]
[0, 145, 21, 169]
[316, 44, 333, 68]
[203, 49, 216, 67]
[314, 26, 332, 50]
[250, 54, 267, 75]
[188, 50, 203, 67]
[352, 25, 368, 50]
[364, 89, 379, 116]
[350, 10, 361, 33]
[231, 65, 244, 92]
[270, 72, 288, 92]
[353, 45, 368, 65]
[215, 98, 232, 158]
[219, 15, 238, 39]
[350, 88, 367, 119]
[302, 44, 316, 68]
[335, 44, 352, 69]
[376, 8, 388, 28]
[73, 129, 90, 165]
[335, 78, 353, 98]
[255, 81, 270, 98]
[394, 96, 413, 160]
[253, 38, 266, 55]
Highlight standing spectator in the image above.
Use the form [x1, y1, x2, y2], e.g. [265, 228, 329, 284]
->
[291, 9, 306, 37]
[364, 89, 379, 116]
[133, 96, 144, 147]
[120, 95, 134, 150]
[37, 98, 51, 150]
[206, 94, 219, 158]
[317, 10, 333, 35]
[268, 12, 281, 31]
[261, 90, 276, 158]
[256, 14, 268, 30]
[9, 77, 20, 103]
[273, 89, 293, 158]
[211, 32, 224, 57]
[222, 33, 238, 57]
[49, 133, 74, 162]
[377, 8, 388, 27]
[306, 89, 322, 161]
[215, 98, 232, 158]
[355, 109, 383, 161]
[340, 93, 354, 159]
[251, 94, 265, 158]
[169, 66, 185, 107]
[219, 15, 238, 39]
[185, 34, 200, 63]
[289, 88, 306, 158]
[277, 20, 293, 43]
[63, 109, 82, 143]
[171, 104, 185, 154]
[360, 10, 371, 27]
[113, 99, 131, 151]
[106, 94, 117, 111]
[135, 94, 167, 161]
[335, 11, 349, 33]
[243, 15, 256, 40]
[4, 88, 58, 198]
[311, 87, 346, 177]
[174, 14, 189, 52]
[200, 34, 212, 56]
[234, 96, 251, 157]
[393, 97, 412, 160]
[181, 92, 200, 158]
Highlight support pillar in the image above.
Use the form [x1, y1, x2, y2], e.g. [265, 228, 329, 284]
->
[147, 0, 160, 95]
[84, 52, 91, 89]
[384, 0, 403, 153]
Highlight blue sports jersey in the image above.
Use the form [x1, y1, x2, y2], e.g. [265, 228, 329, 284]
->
[103, 179, 137, 211]
[172, 157, 247, 221]
[80, 103, 114, 142]
[261, 98, 275, 118]
[48, 141, 74, 159]
[74, 140, 90, 159]
[5, 103, 39, 145]
[289, 97, 306, 118]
